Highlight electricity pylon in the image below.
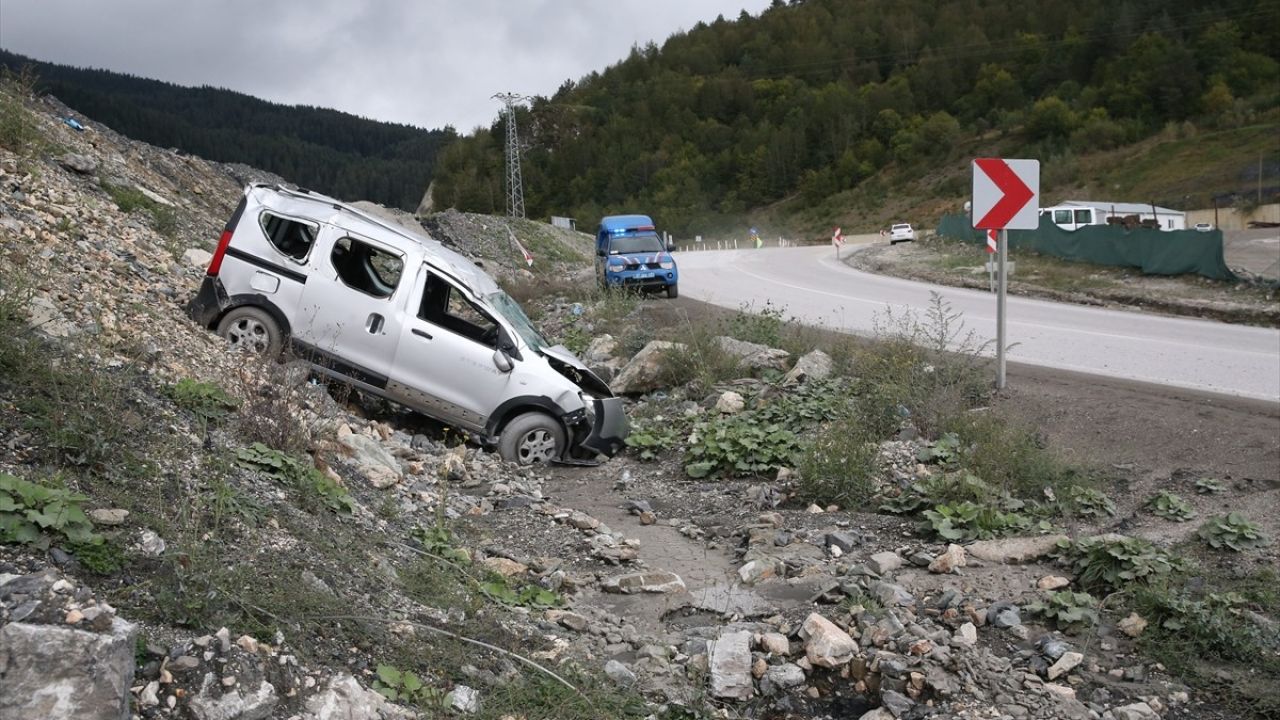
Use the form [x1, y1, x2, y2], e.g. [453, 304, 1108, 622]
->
[493, 93, 527, 219]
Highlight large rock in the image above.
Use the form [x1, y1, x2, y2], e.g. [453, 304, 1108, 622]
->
[0, 619, 138, 720]
[611, 341, 685, 394]
[782, 349, 833, 386]
[708, 631, 753, 699]
[966, 535, 1068, 564]
[601, 571, 686, 594]
[189, 672, 278, 720]
[59, 153, 98, 174]
[801, 613, 857, 668]
[302, 674, 414, 719]
[714, 336, 790, 371]
[338, 432, 402, 488]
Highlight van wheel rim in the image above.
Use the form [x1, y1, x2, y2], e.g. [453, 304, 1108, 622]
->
[227, 318, 269, 353]
[517, 430, 558, 463]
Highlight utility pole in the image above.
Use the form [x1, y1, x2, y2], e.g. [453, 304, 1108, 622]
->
[493, 93, 527, 219]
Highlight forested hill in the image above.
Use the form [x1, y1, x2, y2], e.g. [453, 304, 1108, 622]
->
[432, 0, 1280, 235]
[0, 49, 455, 211]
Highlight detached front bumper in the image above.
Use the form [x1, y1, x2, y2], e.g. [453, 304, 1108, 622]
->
[577, 397, 628, 458]
[187, 275, 228, 328]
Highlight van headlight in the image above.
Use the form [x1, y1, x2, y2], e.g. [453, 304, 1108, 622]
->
[607, 259, 625, 272]
[659, 260, 675, 270]
[580, 393, 596, 423]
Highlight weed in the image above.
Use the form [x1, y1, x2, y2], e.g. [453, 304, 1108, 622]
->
[939, 411, 1085, 500]
[624, 416, 683, 461]
[1146, 491, 1195, 521]
[411, 524, 472, 564]
[100, 181, 182, 242]
[204, 475, 266, 529]
[922, 501, 1039, 541]
[479, 575, 562, 609]
[1198, 513, 1271, 552]
[1052, 536, 1183, 594]
[841, 590, 885, 615]
[1024, 590, 1100, 631]
[0, 472, 100, 547]
[166, 378, 239, 423]
[1194, 477, 1225, 494]
[1064, 485, 1115, 519]
[728, 301, 787, 348]
[654, 319, 743, 395]
[235, 443, 355, 515]
[684, 415, 800, 478]
[373, 664, 452, 709]
[68, 537, 125, 575]
[916, 432, 963, 466]
[796, 418, 878, 508]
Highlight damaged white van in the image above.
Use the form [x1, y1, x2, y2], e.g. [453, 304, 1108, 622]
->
[188, 184, 627, 464]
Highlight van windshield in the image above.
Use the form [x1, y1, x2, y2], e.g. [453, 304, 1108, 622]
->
[608, 232, 663, 255]
[486, 291, 550, 352]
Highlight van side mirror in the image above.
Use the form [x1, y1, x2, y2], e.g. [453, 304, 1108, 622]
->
[596, 249, 606, 257]
[667, 241, 675, 252]
[492, 349, 514, 373]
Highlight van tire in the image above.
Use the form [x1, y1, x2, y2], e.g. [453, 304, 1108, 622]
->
[217, 306, 284, 356]
[666, 283, 679, 299]
[498, 412, 565, 465]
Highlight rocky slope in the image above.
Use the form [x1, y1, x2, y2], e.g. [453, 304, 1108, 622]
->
[1, 84, 1275, 720]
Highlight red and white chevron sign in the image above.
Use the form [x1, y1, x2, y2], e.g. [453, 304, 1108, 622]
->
[972, 158, 1039, 230]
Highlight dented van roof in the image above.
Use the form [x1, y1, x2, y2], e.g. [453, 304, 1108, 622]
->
[246, 184, 500, 296]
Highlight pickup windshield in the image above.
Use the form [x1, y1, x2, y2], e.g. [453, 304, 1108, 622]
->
[608, 232, 663, 255]
[486, 291, 549, 352]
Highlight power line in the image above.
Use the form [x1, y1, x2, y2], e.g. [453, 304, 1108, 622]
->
[493, 92, 527, 218]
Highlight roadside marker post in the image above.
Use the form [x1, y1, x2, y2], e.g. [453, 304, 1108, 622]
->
[971, 158, 1039, 390]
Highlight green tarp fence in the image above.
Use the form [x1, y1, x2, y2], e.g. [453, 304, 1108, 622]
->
[935, 214, 1237, 281]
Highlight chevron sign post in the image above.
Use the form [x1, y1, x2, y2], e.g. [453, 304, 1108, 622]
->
[972, 158, 1040, 391]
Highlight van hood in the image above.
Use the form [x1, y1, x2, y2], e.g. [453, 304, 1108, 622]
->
[539, 344, 613, 398]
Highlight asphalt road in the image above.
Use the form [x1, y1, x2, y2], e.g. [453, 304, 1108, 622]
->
[676, 244, 1280, 402]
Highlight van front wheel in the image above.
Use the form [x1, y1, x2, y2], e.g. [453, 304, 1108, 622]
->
[216, 306, 283, 356]
[498, 412, 565, 465]
[666, 283, 679, 299]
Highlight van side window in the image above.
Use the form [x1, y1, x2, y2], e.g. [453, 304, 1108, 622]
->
[260, 213, 317, 261]
[331, 237, 402, 299]
[1074, 209, 1091, 224]
[1053, 209, 1072, 224]
[418, 272, 500, 348]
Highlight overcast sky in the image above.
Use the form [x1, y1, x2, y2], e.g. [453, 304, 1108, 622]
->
[0, 0, 771, 132]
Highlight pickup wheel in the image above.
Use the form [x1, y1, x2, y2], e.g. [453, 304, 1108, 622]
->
[666, 283, 679, 299]
[498, 412, 565, 465]
[216, 306, 283, 356]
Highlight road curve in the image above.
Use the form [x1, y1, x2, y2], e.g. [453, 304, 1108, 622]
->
[676, 245, 1280, 402]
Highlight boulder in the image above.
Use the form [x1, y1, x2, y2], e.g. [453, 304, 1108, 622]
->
[714, 336, 790, 371]
[782, 349, 833, 386]
[601, 571, 686, 594]
[339, 432, 402, 488]
[967, 535, 1068, 564]
[715, 391, 746, 414]
[302, 674, 414, 719]
[708, 631, 753, 699]
[1111, 702, 1159, 720]
[611, 341, 685, 394]
[189, 672, 278, 720]
[59, 153, 98, 174]
[928, 544, 966, 574]
[868, 551, 904, 575]
[1047, 651, 1083, 680]
[182, 248, 214, 268]
[0, 619, 138, 720]
[763, 663, 805, 693]
[801, 613, 857, 668]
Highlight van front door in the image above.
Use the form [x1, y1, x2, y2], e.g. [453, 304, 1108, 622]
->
[388, 266, 515, 431]
[294, 229, 405, 388]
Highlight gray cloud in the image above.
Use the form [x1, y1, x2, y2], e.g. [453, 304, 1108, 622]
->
[0, 0, 770, 130]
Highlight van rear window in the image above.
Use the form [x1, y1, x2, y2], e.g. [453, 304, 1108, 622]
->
[331, 237, 403, 299]
[260, 213, 317, 261]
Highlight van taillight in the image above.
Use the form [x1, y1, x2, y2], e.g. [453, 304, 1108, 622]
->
[206, 229, 233, 276]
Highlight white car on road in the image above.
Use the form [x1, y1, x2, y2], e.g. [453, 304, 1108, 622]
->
[889, 223, 915, 244]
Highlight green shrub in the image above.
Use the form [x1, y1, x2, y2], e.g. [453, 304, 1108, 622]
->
[624, 416, 683, 461]
[235, 443, 355, 515]
[654, 322, 743, 395]
[167, 378, 238, 422]
[1198, 513, 1270, 552]
[921, 501, 1038, 541]
[1146, 491, 1195, 521]
[797, 420, 878, 507]
[940, 411, 1084, 500]
[1053, 536, 1183, 594]
[685, 415, 800, 478]
[728, 301, 787, 348]
[0, 66, 47, 157]
[0, 473, 100, 547]
[373, 664, 452, 709]
[1194, 477, 1224, 494]
[1064, 485, 1115, 519]
[1024, 590, 1100, 631]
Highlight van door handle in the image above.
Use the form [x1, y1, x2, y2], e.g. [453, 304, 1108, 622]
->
[366, 313, 384, 334]
[412, 328, 432, 340]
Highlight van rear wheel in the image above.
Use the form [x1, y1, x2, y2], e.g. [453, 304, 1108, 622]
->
[216, 306, 283, 356]
[498, 412, 565, 465]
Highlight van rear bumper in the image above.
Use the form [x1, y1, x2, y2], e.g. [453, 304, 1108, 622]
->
[579, 397, 628, 457]
[187, 276, 228, 328]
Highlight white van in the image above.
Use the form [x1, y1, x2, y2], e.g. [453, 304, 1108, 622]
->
[187, 184, 627, 464]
